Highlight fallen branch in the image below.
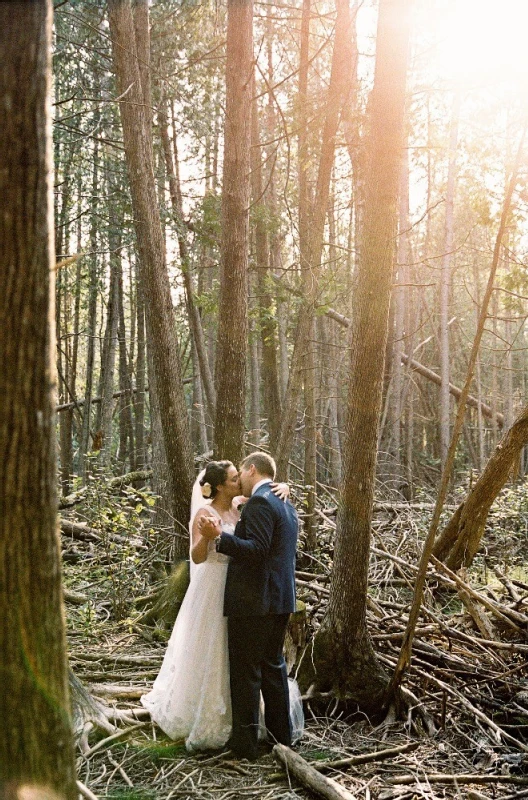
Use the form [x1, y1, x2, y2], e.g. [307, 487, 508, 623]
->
[64, 587, 89, 605]
[83, 721, 150, 759]
[274, 274, 504, 427]
[60, 519, 145, 549]
[432, 556, 527, 632]
[316, 740, 419, 770]
[388, 773, 528, 786]
[77, 780, 99, 800]
[273, 744, 357, 800]
[59, 470, 153, 509]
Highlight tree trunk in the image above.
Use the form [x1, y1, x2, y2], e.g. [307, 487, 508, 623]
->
[251, 74, 282, 450]
[159, 96, 216, 420]
[98, 243, 120, 468]
[117, 259, 135, 470]
[79, 128, 100, 480]
[56, 148, 74, 494]
[299, 0, 412, 715]
[108, 0, 193, 532]
[134, 273, 146, 470]
[275, 0, 353, 479]
[297, 0, 317, 549]
[0, 2, 77, 793]
[433, 402, 528, 569]
[439, 93, 460, 467]
[213, 0, 254, 463]
[390, 149, 410, 487]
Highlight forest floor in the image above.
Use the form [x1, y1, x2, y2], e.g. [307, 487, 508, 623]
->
[63, 477, 528, 800]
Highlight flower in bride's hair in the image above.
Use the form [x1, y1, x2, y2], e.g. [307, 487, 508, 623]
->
[201, 482, 212, 498]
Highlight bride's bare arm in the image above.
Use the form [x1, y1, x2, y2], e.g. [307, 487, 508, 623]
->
[191, 509, 215, 564]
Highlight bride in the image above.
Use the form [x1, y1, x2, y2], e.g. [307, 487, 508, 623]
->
[141, 460, 303, 753]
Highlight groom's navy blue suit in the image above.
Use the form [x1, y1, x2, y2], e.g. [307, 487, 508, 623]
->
[216, 481, 298, 759]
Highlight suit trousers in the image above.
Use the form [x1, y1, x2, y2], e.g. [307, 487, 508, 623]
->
[227, 613, 292, 760]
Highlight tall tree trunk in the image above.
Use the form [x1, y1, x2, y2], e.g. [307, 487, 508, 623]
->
[390, 149, 410, 487]
[79, 129, 100, 480]
[117, 260, 135, 469]
[158, 96, 216, 418]
[251, 74, 281, 450]
[0, 2, 77, 793]
[248, 274, 261, 446]
[297, 0, 317, 549]
[213, 0, 254, 463]
[108, 0, 193, 532]
[275, 0, 353, 479]
[56, 149, 74, 493]
[98, 243, 120, 468]
[439, 93, 460, 467]
[299, 0, 412, 715]
[134, 273, 146, 470]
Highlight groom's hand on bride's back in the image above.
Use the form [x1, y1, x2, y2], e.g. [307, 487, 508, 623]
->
[198, 515, 221, 540]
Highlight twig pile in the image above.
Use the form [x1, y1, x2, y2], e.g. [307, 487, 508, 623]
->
[63, 483, 528, 798]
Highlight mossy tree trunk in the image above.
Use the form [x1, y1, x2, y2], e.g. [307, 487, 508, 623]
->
[0, 2, 77, 795]
[299, 0, 412, 716]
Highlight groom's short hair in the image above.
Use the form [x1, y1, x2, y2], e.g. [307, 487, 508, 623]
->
[241, 451, 276, 479]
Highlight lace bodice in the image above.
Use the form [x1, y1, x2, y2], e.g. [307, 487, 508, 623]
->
[205, 517, 235, 565]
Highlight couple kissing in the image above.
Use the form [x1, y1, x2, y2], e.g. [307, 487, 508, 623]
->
[141, 451, 304, 760]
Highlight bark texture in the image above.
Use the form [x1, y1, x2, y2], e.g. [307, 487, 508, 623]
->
[108, 0, 193, 531]
[433, 402, 528, 569]
[299, 0, 412, 715]
[0, 3, 77, 795]
[213, 0, 254, 463]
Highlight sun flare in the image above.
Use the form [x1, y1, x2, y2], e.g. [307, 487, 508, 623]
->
[435, 0, 528, 88]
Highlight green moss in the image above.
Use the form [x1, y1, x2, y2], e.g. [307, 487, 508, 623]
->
[106, 790, 156, 800]
[139, 740, 188, 763]
[111, 737, 187, 764]
[301, 748, 336, 761]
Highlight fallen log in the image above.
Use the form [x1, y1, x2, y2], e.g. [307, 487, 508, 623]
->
[60, 519, 145, 549]
[64, 588, 89, 605]
[89, 684, 148, 699]
[273, 744, 357, 800]
[59, 469, 153, 509]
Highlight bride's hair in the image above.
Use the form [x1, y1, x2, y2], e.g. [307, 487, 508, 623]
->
[199, 460, 233, 499]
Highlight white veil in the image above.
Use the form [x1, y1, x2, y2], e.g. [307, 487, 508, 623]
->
[189, 469, 210, 581]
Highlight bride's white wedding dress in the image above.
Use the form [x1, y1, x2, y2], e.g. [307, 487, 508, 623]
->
[141, 502, 304, 753]
[141, 510, 234, 752]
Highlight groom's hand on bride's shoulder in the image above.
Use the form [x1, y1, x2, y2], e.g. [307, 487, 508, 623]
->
[198, 515, 221, 540]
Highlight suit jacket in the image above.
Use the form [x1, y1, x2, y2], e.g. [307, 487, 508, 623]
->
[217, 482, 298, 617]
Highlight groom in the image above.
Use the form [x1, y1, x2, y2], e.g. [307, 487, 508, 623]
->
[199, 451, 298, 760]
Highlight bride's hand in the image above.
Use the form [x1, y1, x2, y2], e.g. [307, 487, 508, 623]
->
[271, 482, 290, 502]
[198, 515, 221, 540]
